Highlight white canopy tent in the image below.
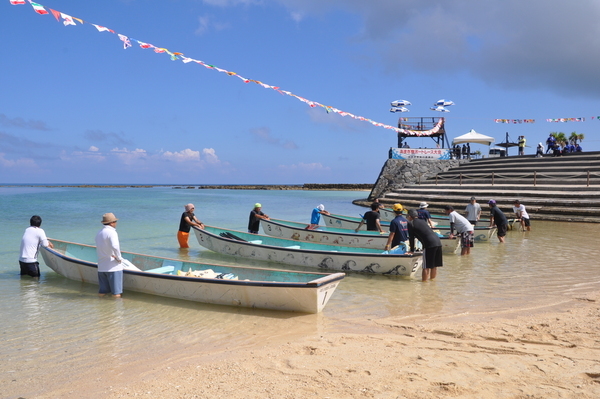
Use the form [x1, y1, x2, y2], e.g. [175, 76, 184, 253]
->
[452, 129, 495, 145]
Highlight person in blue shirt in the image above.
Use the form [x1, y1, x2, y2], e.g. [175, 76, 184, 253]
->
[417, 202, 435, 228]
[575, 143, 583, 152]
[385, 203, 409, 251]
[546, 134, 556, 154]
[307, 204, 330, 230]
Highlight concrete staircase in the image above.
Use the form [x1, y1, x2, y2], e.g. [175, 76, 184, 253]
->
[373, 152, 600, 222]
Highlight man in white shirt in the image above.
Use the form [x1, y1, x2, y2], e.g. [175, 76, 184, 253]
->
[513, 200, 531, 231]
[444, 205, 474, 256]
[95, 213, 124, 297]
[19, 215, 54, 277]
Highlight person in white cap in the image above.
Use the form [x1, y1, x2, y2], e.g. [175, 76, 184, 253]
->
[178, 203, 204, 248]
[95, 213, 123, 298]
[307, 204, 330, 230]
[248, 203, 269, 234]
[417, 202, 434, 228]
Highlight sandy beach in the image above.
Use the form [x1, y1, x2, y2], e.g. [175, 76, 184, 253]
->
[40, 291, 596, 399]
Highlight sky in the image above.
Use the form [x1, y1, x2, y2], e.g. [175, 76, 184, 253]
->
[1, 0, 600, 185]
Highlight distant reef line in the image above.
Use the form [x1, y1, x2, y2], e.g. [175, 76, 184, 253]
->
[180, 184, 373, 190]
[3, 184, 373, 191]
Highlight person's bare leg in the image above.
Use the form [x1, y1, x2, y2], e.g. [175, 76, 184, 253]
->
[430, 267, 437, 280]
[422, 268, 430, 281]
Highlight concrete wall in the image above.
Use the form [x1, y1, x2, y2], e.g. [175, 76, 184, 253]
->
[368, 158, 462, 200]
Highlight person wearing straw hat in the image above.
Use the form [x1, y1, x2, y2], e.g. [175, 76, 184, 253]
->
[417, 201, 434, 228]
[248, 203, 269, 234]
[95, 213, 123, 298]
[178, 203, 204, 248]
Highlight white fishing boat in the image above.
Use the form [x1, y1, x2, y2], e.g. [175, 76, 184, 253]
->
[322, 213, 497, 242]
[193, 225, 423, 277]
[378, 207, 517, 228]
[40, 239, 344, 313]
[260, 218, 460, 255]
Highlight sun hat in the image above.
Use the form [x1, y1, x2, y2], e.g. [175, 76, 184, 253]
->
[419, 202, 429, 209]
[488, 199, 496, 205]
[317, 204, 325, 211]
[392, 203, 404, 212]
[184, 203, 194, 212]
[254, 203, 262, 208]
[101, 213, 118, 224]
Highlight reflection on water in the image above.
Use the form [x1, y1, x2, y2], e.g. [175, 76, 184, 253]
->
[1, 187, 599, 396]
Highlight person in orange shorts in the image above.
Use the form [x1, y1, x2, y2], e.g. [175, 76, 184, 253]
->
[177, 203, 204, 248]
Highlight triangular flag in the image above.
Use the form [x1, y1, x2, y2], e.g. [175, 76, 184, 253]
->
[92, 24, 114, 33]
[118, 34, 132, 49]
[29, 1, 49, 15]
[61, 13, 77, 26]
[50, 9, 60, 21]
[10, 0, 27, 5]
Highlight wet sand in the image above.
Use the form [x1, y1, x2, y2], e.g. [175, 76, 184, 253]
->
[31, 291, 598, 399]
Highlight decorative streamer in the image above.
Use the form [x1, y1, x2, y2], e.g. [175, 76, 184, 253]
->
[13, 1, 600, 130]
[14, 0, 415, 135]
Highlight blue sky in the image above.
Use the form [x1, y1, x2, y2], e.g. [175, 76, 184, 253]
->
[1, 0, 599, 185]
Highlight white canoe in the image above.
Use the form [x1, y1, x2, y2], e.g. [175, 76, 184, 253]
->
[40, 239, 344, 313]
[322, 213, 497, 242]
[193, 225, 423, 278]
[261, 218, 460, 255]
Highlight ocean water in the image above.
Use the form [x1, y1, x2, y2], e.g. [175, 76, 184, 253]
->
[2, 186, 600, 398]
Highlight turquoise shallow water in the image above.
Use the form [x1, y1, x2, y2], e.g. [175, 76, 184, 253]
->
[1, 186, 600, 397]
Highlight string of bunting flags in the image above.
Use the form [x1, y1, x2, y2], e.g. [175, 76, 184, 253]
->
[12, 0, 437, 135]
[495, 118, 599, 123]
[10, 1, 600, 133]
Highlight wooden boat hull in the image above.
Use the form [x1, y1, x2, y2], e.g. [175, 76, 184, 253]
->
[261, 218, 460, 255]
[193, 226, 423, 277]
[40, 239, 344, 313]
[322, 213, 496, 242]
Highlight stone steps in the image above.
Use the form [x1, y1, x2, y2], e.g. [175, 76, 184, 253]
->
[364, 151, 600, 222]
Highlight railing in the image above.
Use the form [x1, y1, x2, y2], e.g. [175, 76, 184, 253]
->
[432, 170, 598, 187]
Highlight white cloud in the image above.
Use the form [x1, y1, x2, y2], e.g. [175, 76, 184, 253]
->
[110, 148, 148, 165]
[89, 146, 99, 152]
[202, 148, 220, 164]
[0, 152, 38, 169]
[161, 148, 201, 162]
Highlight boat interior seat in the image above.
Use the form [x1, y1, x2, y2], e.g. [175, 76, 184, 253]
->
[162, 260, 182, 271]
[145, 265, 175, 274]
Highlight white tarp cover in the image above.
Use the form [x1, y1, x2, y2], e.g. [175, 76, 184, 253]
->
[452, 129, 495, 145]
